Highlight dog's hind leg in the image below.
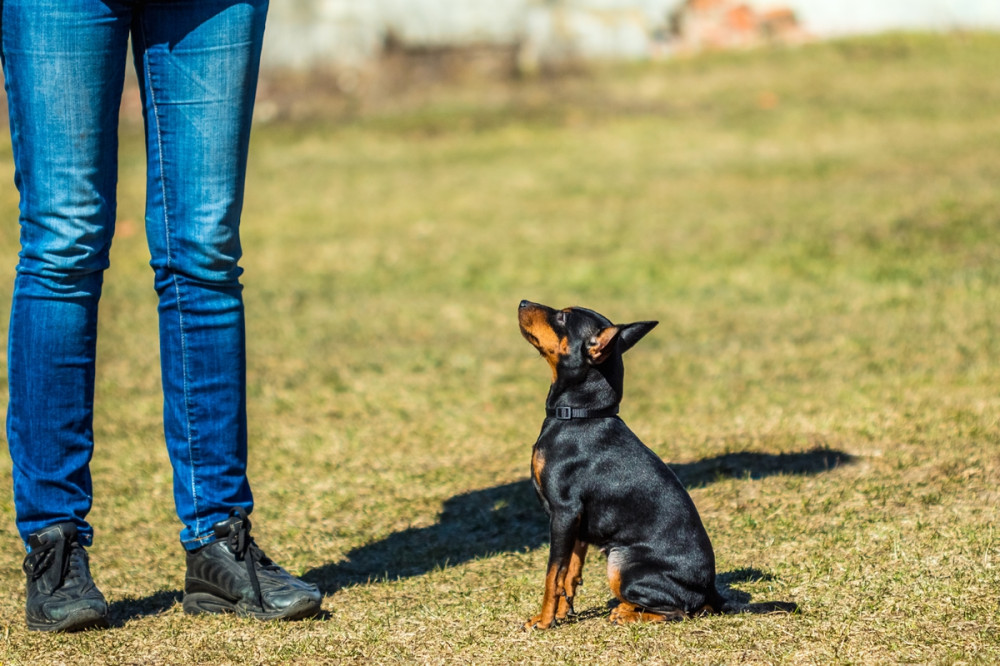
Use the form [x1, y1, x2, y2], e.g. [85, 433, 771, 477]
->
[606, 549, 688, 624]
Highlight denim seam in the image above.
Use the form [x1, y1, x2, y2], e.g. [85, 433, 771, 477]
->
[181, 532, 215, 551]
[140, 17, 202, 540]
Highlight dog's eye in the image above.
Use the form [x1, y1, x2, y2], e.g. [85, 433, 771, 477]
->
[554, 311, 567, 326]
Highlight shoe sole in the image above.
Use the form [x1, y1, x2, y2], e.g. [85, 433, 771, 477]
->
[182, 592, 321, 621]
[27, 608, 110, 633]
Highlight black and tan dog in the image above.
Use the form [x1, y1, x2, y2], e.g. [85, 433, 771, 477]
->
[518, 300, 793, 629]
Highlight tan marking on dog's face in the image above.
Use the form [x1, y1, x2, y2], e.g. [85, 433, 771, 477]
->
[519, 305, 570, 382]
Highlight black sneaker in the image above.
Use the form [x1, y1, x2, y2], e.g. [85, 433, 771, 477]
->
[23, 522, 109, 632]
[183, 508, 322, 620]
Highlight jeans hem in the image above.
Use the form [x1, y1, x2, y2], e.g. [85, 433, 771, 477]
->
[181, 533, 217, 552]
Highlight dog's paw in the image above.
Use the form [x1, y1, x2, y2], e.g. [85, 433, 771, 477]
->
[555, 596, 576, 620]
[522, 614, 554, 631]
[608, 604, 625, 625]
[609, 603, 683, 624]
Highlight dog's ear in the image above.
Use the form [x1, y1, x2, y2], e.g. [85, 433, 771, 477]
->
[587, 326, 620, 365]
[588, 321, 658, 363]
[617, 321, 658, 353]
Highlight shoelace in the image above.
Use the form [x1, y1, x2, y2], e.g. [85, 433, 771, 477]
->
[225, 508, 266, 611]
[25, 533, 83, 596]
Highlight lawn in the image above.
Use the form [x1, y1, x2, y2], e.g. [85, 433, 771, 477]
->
[0, 31, 998, 664]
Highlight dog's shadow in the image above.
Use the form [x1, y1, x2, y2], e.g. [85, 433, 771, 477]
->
[302, 446, 851, 594]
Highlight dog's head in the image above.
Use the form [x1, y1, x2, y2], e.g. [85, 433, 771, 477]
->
[518, 300, 657, 386]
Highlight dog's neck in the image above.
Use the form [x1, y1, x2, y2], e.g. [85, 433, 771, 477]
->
[545, 355, 624, 416]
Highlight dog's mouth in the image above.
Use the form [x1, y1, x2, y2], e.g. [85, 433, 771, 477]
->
[519, 308, 569, 384]
[521, 331, 549, 360]
[520, 327, 540, 346]
[518, 303, 550, 349]
[519, 320, 546, 356]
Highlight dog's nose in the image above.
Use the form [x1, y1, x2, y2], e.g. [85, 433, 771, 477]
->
[519, 300, 531, 309]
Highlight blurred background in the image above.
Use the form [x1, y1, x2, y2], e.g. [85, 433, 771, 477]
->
[2, 1, 998, 122]
[254, 0, 1000, 120]
[265, 0, 1000, 69]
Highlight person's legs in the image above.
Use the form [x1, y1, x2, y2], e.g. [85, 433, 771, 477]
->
[3, 0, 131, 549]
[131, 0, 265, 550]
[2, 0, 134, 632]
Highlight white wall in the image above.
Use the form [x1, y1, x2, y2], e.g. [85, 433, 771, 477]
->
[262, 0, 1000, 69]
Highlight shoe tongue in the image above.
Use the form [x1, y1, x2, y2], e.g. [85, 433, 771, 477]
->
[28, 522, 77, 551]
[28, 532, 74, 596]
[214, 513, 250, 541]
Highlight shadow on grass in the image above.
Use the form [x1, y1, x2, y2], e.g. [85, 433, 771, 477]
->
[673, 446, 853, 489]
[108, 589, 182, 627]
[303, 446, 852, 595]
[304, 479, 548, 593]
[715, 567, 798, 613]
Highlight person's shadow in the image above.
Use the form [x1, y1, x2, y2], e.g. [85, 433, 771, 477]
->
[301, 445, 852, 594]
[108, 445, 848, 624]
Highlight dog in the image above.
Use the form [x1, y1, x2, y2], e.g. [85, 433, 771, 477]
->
[517, 300, 794, 628]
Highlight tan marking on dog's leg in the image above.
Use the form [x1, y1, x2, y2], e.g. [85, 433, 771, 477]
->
[605, 550, 686, 624]
[610, 602, 679, 624]
[607, 550, 625, 603]
[524, 562, 562, 630]
[556, 540, 588, 620]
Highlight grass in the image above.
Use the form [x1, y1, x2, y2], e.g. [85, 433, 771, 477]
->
[0, 31, 999, 663]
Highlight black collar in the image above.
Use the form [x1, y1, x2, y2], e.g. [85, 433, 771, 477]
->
[545, 405, 620, 420]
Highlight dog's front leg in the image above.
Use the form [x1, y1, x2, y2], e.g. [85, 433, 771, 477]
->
[556, 539, 588, 620]
[524, 512, 579, 630]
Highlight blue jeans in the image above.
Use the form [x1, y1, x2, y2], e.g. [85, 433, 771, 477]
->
[1, 0, 268, 550]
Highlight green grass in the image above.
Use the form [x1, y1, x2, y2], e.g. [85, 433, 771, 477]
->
[1, 31, 999, 663]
